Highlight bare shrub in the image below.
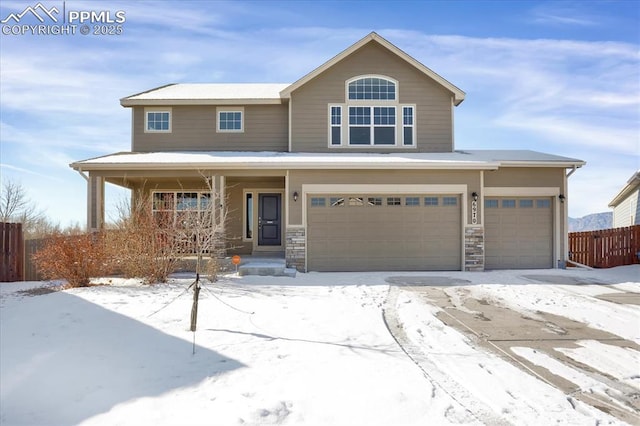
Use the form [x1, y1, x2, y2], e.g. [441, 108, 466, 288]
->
[32, 232, 112, 287]
[108, 193, 181, 284]
[109, 175, 230, 283]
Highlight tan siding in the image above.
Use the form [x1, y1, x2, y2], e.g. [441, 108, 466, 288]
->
[484, 168, 564, 188]
[225, 177, 285, 254]
[290, 41, 454, 153]
[288, 169, 478, 225]
[132, 105, 288, 152]
[127, 176, 284, 255]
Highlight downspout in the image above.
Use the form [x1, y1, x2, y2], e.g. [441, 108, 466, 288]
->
[76, 169, 89, 182]
[75, 169, 91, 231]
[566, 165, 578, 178]
[562, 165, 580, 267]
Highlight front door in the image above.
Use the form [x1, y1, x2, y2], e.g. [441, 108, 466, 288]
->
[258, 193, 281, 246]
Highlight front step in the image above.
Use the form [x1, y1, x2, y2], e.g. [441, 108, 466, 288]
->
[238, 258, 296, 277]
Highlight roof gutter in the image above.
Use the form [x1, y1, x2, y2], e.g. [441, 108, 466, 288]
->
[120, 98, 283, 107]
[69, 161, 501, 172]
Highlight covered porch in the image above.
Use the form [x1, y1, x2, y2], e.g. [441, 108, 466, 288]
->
[74, 167, 288, 258]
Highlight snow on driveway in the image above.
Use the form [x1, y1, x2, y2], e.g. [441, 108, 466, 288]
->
[0, 266, 638, 425]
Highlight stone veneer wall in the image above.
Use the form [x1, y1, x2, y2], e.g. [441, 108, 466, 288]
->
[285, 227, 306, 272]
[464, 226, 484, 271]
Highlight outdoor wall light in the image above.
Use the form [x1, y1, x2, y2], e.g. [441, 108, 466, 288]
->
[559, 194, 565, 203]
[293, 191, 299, 202]
[471, 192, 478, 201]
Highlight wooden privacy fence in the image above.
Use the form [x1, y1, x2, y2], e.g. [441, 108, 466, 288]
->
[1, 222, 24, 282]
[24, 238, 46, 281]
[569, 225, 640, 268]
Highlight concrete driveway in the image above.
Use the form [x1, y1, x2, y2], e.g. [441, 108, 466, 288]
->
[385, 273, 640, 424]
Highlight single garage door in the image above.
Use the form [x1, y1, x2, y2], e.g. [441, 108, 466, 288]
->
[307, 194, 461, 271]
[485, 197, 553, 269]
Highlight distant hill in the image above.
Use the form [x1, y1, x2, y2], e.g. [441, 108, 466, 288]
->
[568, 212, 612, 232]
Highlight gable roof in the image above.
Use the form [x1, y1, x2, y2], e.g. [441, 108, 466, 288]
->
[120, 83, 289, 106]
[279, 32, 466, 105]
[608, 171, 640, 208]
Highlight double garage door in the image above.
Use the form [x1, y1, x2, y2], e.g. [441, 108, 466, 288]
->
[484, 197, 553, 269]
[307, 194, 461, 271]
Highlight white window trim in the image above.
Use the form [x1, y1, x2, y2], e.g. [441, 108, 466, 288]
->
[347, 105, 397, 146]
[144, 107, 172, 133]
[216, 106, 244, 133]
[327, 75, 416, 149]
[402, 105, 416, 147]
[243, 190, 254, 242]
[345, 74, 398, 103]
[328, 104, 343, 147]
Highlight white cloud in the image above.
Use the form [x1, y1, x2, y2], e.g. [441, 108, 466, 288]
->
[0, 8, 638, 222]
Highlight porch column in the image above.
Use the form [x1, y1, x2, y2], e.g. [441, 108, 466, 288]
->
[87, 174, 105, 231]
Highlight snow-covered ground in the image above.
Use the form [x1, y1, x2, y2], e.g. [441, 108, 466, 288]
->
[1, 266, 638, 425]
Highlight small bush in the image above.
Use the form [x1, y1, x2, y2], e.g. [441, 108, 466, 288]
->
[33, 232, 112, 287]
[108, 194, 181, 284]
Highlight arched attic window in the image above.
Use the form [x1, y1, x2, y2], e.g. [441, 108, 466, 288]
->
[347, 76, 396, 100]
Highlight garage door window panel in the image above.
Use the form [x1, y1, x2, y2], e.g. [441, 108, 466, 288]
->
[367, 197, 382, 206]
[425, 197, 439, 206]
[330, 197, 345, 207]
[311, 197, 326, 207]
[443, 196, 458, 206]
[387, 197, 401, 206]
[405, 197, 420, 206]
[537, 199, 551, 208]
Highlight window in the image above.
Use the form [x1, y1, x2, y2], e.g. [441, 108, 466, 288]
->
[330, 106, 341, 145]
[537, 199, 551, 208]
[152, 191, 213, 225]
[177, 193, 199, 210]
[349, 197, 364, 206]
[405, 197, 420, 206]
[348, 77, 395, 100]
[328, 75, 417, 149]
[245, 193, 253, 239]
[485, 199, 498, 208]
[218, 111, 243, 132]
[311, 197, 326, 207]
[502, 199, 516, 208]
[330, 197, 345, 207]
[425, 197, 439, 206]
[519, 199, 534, 208]
[403, 106, 414, 146]
[387, 197, 401, 206]
[146, 111, 170, 132]
[443, 197, 458, 206]
[367, 197, 382, 206]
[349, 106, 396, 145]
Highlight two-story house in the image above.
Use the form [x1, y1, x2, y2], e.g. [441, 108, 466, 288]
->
[71, 32, 585, 272]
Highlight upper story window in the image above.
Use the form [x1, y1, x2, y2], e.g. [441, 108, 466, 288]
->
[217, 107, 244, 132]
[349, 106, 395, 145]
[145, 108, 171, 132]
[329, 75, 415, 148]
[348, 77, 396, 100]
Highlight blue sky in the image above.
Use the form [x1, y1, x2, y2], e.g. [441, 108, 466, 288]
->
[1, 0, 638, 227]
